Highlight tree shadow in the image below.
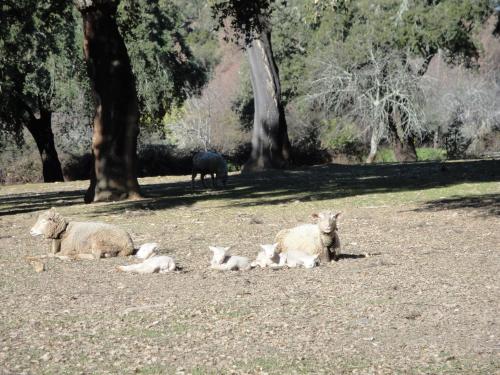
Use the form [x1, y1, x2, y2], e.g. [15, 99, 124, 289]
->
[415, 193, 500, 216]
[1, 159, 499, 217]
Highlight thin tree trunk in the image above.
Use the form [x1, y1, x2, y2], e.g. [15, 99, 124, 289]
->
[24, 104, 64, 183]
[78, 1, 141, 203]
[242, 26, 290, 172]
[366, 124, 382, 164]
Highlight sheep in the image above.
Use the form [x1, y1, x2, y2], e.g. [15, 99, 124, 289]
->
[135, 242, 159, 260]
[30, 209, 134, 259]
[278, 251, 319, 269]
[251, 243, 281, 268]
[191, 151, 228, 189]
[209, 246, 252, 271]
[275, 210, 341, 263]
[117, 255, 176, 274]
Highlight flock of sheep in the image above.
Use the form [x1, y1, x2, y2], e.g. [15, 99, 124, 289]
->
[28, 151, 342, 273]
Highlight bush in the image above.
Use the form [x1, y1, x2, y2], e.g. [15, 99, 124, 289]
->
[416, 147, 446, 161]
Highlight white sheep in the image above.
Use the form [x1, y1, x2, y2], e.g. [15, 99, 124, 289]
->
[275, 210, 341, 263]
[30, 209, 134, 259]
[251, 243, 281, 268]
[209, 246, 252, 271]
[117, 255, 176, 274]
[191, 151, 228, 189]
[135, 242, 159, 260]
[278, 251, 319, 269]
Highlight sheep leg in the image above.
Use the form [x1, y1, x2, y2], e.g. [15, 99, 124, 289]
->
[319, 246, 331, 263]
[210, 173, 216, 188]
[51, 239, 61, 254]
[200, 174, 207, 188]
[191, 171, 197, 190]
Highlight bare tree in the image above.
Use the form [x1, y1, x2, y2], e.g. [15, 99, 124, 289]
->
[423, 70, 500, 157]
[307, 47, 425, 163]
[168, 86, 244, 153]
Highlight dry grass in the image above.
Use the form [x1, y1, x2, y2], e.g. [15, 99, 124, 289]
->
[0, 159, 499, 374]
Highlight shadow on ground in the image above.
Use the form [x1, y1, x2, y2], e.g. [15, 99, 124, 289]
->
[415, 193, 500, 216]
[1, 159, 499, 217]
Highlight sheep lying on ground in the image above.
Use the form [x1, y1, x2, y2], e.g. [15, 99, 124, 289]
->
[117, 255, 176, 274]
[209, 246, 252, 271]
[275, 210, 341, 263]
[30, 209, 134, 259]
[251, 243, 281, 268]
[135, 242, 159, 260]
[278, 251, 319, 269]
[192, 151, 228, 189]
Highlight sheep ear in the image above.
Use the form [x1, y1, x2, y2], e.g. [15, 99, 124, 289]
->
[310, 213, 319, 220]
[334, 212, 342, 219]
[208, 246, 218, 253]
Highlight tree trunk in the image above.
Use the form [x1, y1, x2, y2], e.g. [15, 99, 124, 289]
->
[242, 27, 290, 172]
[77, 1, 141, 203]
[365, 124, 382, 164]
[387, 109, 417, 162]
[24, 105, 64, 183]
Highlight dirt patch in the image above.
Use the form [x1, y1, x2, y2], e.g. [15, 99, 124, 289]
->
[0, 160, 499, 374]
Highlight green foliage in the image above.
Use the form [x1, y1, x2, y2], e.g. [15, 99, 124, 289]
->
[0, 1, 86, 144]
[210, 0, 275, 43]
[375, 147, 447, 162]
[320, 119, 360, 151]
[375, 148, 396, 163]
[416, 147, 447, 161]
[118, 0, 206, 123]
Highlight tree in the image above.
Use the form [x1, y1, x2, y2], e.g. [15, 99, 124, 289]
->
[280, 0, 493, 162]
[308, 47, 425, 163]
[0, 1, 82, 182]
[74, 0, 141, 203]
[211, 0, 290, 171]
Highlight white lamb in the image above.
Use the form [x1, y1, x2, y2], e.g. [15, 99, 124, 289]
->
[251, 243, 281, 268]
[275, 210, 341, 263]
[191, 151, 228, 189]
[209, 246, 252, 271]
[278, 251, 319, 269]
[117, 256, 176, 274]
[135, 242, 159, 260]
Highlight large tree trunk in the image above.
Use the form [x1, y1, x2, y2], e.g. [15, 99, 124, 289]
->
[24, 104, 64, 183]
[77, 1, 141, 203]
[387, 108, 417, 162]
[242, 27, 290, 172]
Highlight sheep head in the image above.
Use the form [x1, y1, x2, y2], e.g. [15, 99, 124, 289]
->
[30, 209, 68, 239]
[311, 210, 341, 234]
[260, 243, 278, 258]
[209, 246, 230, 266]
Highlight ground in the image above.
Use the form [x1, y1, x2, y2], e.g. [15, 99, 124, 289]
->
[0, 160, 499, 375]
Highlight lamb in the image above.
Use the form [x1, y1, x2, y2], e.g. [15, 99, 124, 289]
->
[30, 209, 134, 259]
[135, 242, 159, 260]
[278, 251, 319, 269]
[209, 246, 252, 271]
[191, 151, 228, 189]
[275, 210, 341, 263]
[117, 255, 176, 274]
[251, 243, 281, 268]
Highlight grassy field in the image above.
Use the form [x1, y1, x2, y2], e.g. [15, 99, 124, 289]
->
[0, 159, 499, 374]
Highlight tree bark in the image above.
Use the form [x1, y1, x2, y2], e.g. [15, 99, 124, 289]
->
[365, 124, 382, 164]
[387, 107, 417, 162]
[242, 26, 290, 172]
[24, 104, 64, 183]
[77, 1, 141, 203]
